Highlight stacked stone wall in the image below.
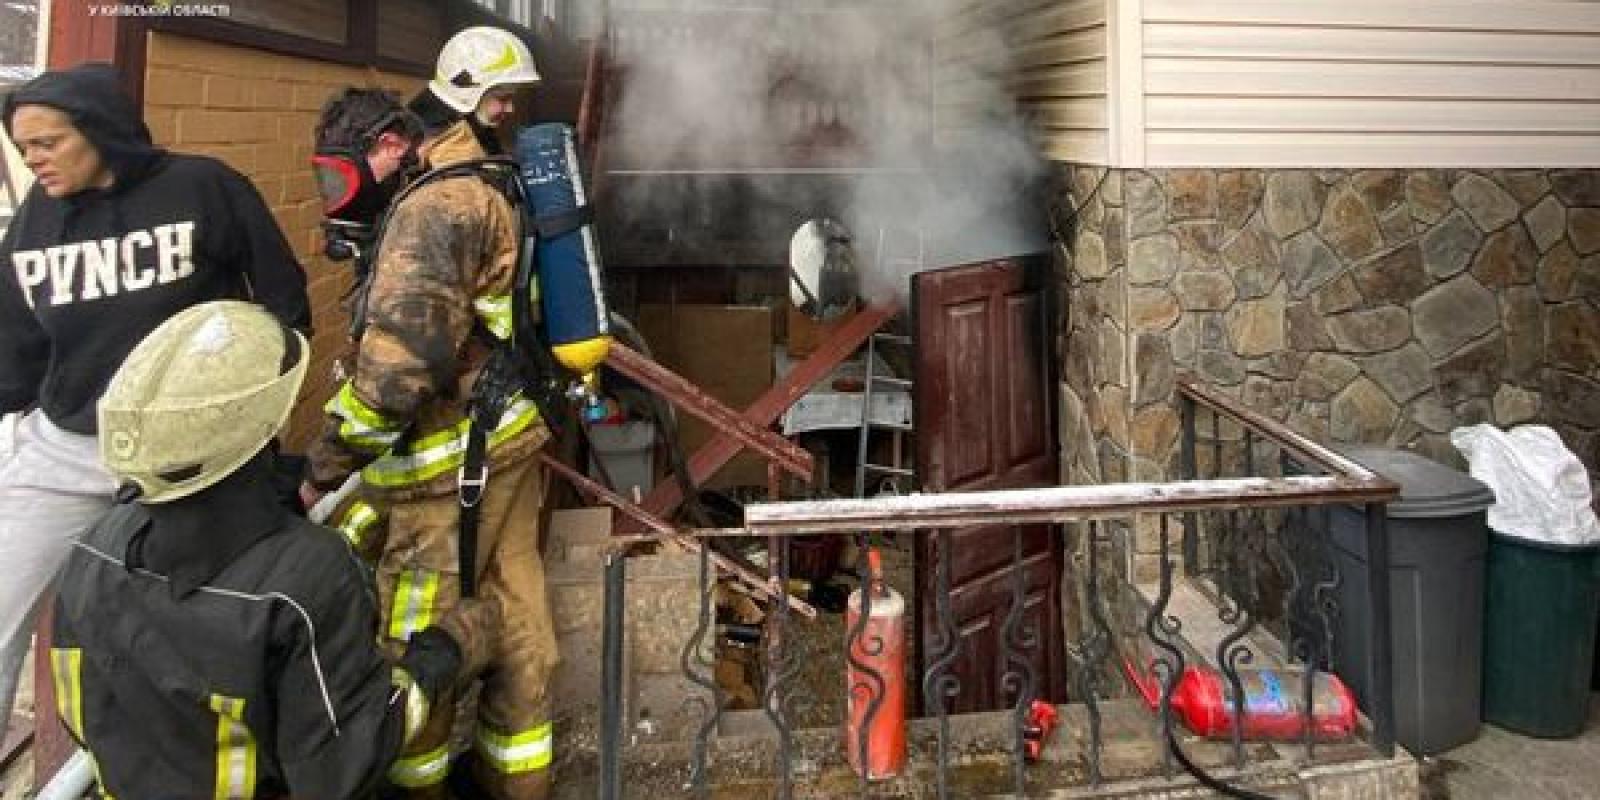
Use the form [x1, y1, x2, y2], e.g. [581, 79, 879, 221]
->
[1053, 166, 1600, 514]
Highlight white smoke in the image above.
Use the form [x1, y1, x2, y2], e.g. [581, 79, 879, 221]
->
[604, 0, 1049, 307]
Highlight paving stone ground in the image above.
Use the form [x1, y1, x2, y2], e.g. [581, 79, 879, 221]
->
[1421, 695, 1600, 800]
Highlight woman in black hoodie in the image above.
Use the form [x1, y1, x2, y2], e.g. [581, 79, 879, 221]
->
[0, 62, 310, 739]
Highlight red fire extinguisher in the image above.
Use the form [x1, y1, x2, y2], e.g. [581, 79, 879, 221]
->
[1127, 659, 1358, 742]
[844, 549, 907, 780]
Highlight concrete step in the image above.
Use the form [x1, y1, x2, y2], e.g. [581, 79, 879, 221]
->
[552, 700, 1417, 799]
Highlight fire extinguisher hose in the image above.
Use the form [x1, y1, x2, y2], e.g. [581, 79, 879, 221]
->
[1164, 727, 1280, 800]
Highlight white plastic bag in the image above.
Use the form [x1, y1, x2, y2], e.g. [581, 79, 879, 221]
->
[1450, 424, 1600, 546]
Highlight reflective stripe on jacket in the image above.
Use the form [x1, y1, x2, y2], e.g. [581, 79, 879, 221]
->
[50, 504, 402, 798]
[306, 121, 547, 494]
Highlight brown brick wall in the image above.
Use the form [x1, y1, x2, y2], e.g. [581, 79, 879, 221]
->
[143, 32, 423, 448]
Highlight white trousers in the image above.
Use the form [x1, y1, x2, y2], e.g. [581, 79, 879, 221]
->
[0, 411, 117, 741]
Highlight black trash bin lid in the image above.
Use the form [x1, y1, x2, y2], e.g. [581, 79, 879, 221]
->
[1339, 446, 1496, 519]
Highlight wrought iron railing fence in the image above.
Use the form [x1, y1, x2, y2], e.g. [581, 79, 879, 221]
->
[590, 379, 1399, 799]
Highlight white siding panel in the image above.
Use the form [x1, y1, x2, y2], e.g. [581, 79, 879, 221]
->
[945, 0, 1110, 164]
[939, 0, 1062, 35]
[1038, 129, 1111, 163]
[1148, 97, 1600, 134]
[1013, 28, 1108, 68]
[1148, 131, 1600, 168]
[1147, 59, 1600, 102]
[1143, 0, 1600, 35]
[1028, 97, 1111, 129]
[937, 33, 1013, 72]
[1012, 61, 1108, 99]
[1145, 24, 1600, 66]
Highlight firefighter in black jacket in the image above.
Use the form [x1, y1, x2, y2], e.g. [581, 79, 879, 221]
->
[49, 301, 495, 799]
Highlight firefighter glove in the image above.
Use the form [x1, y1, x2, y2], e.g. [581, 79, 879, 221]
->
[397, 626, 464, 705]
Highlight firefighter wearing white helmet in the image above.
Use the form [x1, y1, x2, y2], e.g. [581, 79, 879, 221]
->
[429, 25, 542, 128]
[307, 60, 560, 797]
[53, 300, 496, 798]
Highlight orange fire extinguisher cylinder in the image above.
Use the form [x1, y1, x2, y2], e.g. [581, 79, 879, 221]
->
[844, 552, 907, 780]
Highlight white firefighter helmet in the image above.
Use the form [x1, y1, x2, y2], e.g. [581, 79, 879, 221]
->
[98, 301, 309, 504]
[429, 26, 542, 115]
[788, 218, 859, 321]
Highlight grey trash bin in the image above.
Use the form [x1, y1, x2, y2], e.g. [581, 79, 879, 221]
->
[1328, 447, 1495, 756]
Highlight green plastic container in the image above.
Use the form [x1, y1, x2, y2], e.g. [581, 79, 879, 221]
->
[1482, 531, 1600, 738]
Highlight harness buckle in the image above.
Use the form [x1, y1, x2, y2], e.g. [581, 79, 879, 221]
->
[458, 463, 489, 508]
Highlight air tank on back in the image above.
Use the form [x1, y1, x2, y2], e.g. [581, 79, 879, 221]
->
[515, 122, 612, 400]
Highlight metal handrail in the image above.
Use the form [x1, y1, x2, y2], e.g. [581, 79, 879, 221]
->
[675, 378, 1398, 538]
[590, 378, 1403, 798]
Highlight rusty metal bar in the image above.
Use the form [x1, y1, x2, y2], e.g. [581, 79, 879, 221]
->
[623, 305, 899, 529]
[732, 475, 1397, 536]
[0, 716, 31, 773]
[537, 452, 818, 618]
[598, 551, 625, 800]
[575, 37, 605, 161]
[605, 342, 814, 481]
[607, 166, 924, 176]
[538, 452, 676, 538]
[1179, 379, 1382, 483]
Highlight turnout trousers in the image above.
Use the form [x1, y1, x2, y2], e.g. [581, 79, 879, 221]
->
[334, 455, 558, 800]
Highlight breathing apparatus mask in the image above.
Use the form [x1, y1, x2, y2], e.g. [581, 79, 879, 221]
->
[312, 109, 423, 264]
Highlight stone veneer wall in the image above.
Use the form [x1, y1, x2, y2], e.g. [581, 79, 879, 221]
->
[1053, 167, 1600, 522]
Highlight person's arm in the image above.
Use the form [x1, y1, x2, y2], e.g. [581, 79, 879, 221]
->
[273, 536, 492, 796]
[303, 183, 484, 490]
[218, 167, 312, 334]
[0, 226, 48, 416]
[272, 543, 403, 796]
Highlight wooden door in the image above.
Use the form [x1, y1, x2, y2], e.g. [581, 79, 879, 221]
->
[912, 255, 1065, 714]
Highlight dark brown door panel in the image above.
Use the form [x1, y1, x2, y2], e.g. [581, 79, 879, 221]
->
[913, 256, 1065, 714]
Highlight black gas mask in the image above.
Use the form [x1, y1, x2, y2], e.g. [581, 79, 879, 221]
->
[312, 110, 421, 263]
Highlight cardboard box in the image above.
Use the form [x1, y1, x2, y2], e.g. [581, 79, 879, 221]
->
[785, 301, 858, 358]
[635, 305, 775, 489]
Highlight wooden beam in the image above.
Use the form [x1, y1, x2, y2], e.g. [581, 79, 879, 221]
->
[603, 343, 815, 482]
[618, 304, 898, 533]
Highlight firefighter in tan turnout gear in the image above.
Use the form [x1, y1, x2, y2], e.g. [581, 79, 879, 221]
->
[301, 27, 558, 799]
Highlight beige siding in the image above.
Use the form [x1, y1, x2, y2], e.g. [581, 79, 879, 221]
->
[1139, 0, 1600, 167]
[938, 0, 1109, 162]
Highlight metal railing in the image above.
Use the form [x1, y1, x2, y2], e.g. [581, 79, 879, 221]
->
[590, 379, 1399, 798]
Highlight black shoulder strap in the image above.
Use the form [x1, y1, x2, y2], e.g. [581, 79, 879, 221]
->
[531, 204, 594, 239]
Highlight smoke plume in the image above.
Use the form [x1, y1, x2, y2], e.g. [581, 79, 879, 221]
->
[604, 0, 1049, 307]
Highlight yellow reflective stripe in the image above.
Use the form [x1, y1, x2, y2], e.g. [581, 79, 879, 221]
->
[328, 383, 404, 453]
[335, 500, 379, 550]
[474, 294, 514, 341]
[50, 645, 115, 799]
[388, 568, 440, 641]
[361, 397, 541, 488]
[208, 695, 256, 800]
[50, 648, 83, 739]
[389, 743, 451, 788]
[475, 722, 554, 773]
[390, 667, 431, 746]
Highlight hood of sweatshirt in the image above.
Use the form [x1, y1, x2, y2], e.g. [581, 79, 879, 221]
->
[3, 62, 164, 193]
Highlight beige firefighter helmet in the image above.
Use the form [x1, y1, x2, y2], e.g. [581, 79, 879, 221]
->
[429, 26, 542, 115]
[98, 300, 308, 504]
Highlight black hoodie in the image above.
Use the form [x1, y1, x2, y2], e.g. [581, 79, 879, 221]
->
[0, 63, 310, 433]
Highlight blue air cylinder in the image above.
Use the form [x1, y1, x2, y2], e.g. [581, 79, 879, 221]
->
[515, 122, 611, 386]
